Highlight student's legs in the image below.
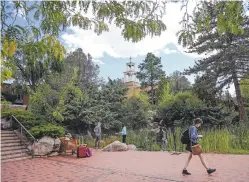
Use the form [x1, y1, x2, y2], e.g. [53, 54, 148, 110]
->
[122, 135, 126, 143]
[198, 154, 208, 169]
[95, 136, 100, 148]
[183, 152, 192, 170]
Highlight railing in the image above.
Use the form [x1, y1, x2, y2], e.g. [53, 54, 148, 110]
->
[11, 115, 37, 158]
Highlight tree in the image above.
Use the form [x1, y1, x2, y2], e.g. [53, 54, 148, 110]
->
[155, 76, 169, 103]
[158, 91, 236, 128]
[241, 79, 249, 100]
[1, 1, 167, 43]
[12, 36, 65, 91]
[178, 1, 247, 47]
[169, 71, 191, 94]
[1, 1, 167, 82]
[183, 3, 249, 121]
[137, 53, 166, 104]
[30, 83, 59, 121]
[46, 48, 102, 93]
[120, 94, 150, 130]
[64, 48, 101, 91]
[192, 74, 219, 106]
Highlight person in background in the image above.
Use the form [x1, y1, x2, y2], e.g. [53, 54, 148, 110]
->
[156, 127, 164, 149]
[182, 118, 216, 175]
[94, 122, 101, 148]
[122, 124, 127, 143]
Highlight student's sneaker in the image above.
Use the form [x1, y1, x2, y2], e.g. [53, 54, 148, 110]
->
[182, 169, 191, 175]
[207, 168, 216, 174]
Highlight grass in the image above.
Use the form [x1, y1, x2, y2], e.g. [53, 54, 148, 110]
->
[79, 126, 249, 154]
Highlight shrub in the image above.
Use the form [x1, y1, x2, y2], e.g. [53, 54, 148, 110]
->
[29, 123, 65, 139]
[1, 109, 43, 129]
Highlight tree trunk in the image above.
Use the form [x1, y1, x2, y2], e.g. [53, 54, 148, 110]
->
[232, 71, 247, 121]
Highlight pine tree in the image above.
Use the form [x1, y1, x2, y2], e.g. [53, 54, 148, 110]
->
[184, 5, 249, 121]
[137, 53, 166, 104]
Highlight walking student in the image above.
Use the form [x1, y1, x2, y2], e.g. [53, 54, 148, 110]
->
[94, 122, 101, 148]
[182, 118, 216, 175]
[122, 124, 127, 143]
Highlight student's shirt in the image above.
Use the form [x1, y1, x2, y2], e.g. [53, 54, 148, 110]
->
[122, 127, 127, 136]
[190, 126, 198, 143]
[94, 125, 101, 137]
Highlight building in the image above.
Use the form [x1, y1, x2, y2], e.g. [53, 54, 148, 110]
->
[1, 82, 29, 106]
[122, 57, 158, 100]
[122, 57, 141, 98]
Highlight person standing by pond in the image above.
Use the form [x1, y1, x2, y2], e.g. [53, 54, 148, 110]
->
[182, 118, 216, 175]
[94, 122, 101, 148]
[122, 124, 127, 144]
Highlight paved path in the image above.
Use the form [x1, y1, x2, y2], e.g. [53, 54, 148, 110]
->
[2, 151, 249, 182]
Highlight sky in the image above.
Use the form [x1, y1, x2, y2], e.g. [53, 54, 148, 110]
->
[7, 0, 249, 95]
[60, 2, 203, 82]
[60, 1, 243, 95]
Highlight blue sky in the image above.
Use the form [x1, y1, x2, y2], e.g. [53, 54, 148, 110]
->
[94, 43, 196, 83]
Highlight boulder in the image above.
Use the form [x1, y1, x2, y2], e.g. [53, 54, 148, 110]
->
[103, 141, 128, 152]
[48, 152, 59, 157]
[39, 136, 55, 146]
[29, 136, 61, 156]
[1, 118, 12, 129]
[53, 138, 61, 152]
[127, 144, 137, 151]
[31, 142, 54, 156]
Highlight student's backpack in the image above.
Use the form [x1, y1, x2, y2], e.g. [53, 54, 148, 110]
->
[181, 128, 190, 144]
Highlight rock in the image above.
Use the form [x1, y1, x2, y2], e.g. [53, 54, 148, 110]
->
[103, 141, 128, 152]
[29, 136, 58, 156]
[127, 144, 137, 151]
[48, 152, 59, 157]
[53, 138, 61, 152]
[1, 118, 12, 129]
[39, 136, 55, 146]
[31, 142, 54, 156]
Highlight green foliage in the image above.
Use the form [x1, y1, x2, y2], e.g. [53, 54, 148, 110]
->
[158, 81, 174, 109]
[1, 109, 36, 122]
[1, 108, 64, 139]
[2, 1, 166, 43]
[169, 71, 191, 94]
[30, 83, 59, 121]
[87, 126, 249, 154]
[158, 90, 237, 127]
[29, 123, 65, 139]
[181, 2, 249, 121]
[192, 74, 219, 106]
[241, 79, 249, 99]
[53, 67, 83, 122]
[178, 1, 246, 47]
[120, 96, 149, 130]
[156, 76, 169, 102]
[137, 52, 166, 104]
[11, 35, 66, 91]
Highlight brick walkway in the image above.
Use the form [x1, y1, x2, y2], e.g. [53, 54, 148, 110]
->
[2, 151, 249, 182]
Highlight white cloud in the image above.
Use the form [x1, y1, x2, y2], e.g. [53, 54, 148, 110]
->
[176, 45, 207, 59]
[153, 50, 161, 57]
[246, 10, 249, 16]
[92, 59, 105, 65]
[163, 48, 178, 55]
[61, 2, 201, 59]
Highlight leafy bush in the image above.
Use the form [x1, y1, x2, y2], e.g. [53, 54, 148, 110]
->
[29, 123, 65, 139]
[1, 109, 43, 129]
[120, 96, 149, 130]
[2, 108, 64, 139]
[30, 83, 59, 121]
